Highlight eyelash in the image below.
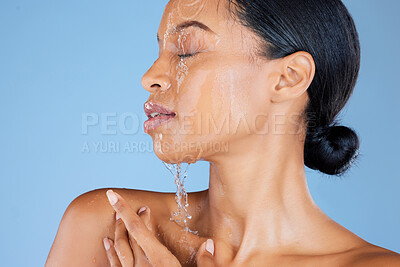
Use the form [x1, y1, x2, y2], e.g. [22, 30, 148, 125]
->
[177, 52, 198, 60]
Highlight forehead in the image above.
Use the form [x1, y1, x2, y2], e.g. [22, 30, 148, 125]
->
[157, 0, 263, 62]
[158, 0, 230, 39]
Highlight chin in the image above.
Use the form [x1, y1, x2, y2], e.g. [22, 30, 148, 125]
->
[151, 137, 207, 164]
[153, 151, 202, 164]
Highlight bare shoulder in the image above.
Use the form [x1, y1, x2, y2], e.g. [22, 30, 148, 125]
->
[346, 243, 400, 266]
[45, 187, 178, 266]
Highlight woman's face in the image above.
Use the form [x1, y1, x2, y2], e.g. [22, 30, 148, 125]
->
[141, 0, 276, 164]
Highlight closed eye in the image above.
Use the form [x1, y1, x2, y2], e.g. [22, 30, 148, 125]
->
[178, 52, 199, 60]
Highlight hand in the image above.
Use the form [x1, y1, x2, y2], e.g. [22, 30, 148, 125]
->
[102, 189, 216, 266]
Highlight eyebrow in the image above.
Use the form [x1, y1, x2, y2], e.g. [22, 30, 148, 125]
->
[157, 20, 215, 44]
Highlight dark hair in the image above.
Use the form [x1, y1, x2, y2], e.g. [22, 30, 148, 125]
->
[227, 0, 361, 176]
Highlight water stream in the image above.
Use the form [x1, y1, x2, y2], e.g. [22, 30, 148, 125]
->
[163, 162, 198, 234]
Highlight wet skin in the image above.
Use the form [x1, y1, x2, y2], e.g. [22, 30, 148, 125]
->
[46, 0, 400, 266]
[46, 188, 400, 266]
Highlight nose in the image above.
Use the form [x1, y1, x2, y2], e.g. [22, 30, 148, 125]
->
[141, 59, 172, 93]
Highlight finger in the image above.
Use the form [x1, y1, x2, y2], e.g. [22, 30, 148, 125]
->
[106, 190, 181, 266]
[114, 213, 135, 266]
[131, 236, 153, 267]
[128, 206, 153, 266]
[103, 238, 122, 267]
[138, 206, 152, 232]
[196, 239, 215, 267]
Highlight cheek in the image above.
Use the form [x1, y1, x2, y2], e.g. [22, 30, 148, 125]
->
[176, 68, 214, 114]
[213, 67, 251, 118]
[175, 57, 264, 136]
[210, 60, 263, 133]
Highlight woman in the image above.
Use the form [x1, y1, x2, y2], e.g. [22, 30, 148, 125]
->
[46, 0, 400, 266]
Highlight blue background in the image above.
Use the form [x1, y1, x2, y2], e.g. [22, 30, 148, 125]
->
[1, 0, 399, 266]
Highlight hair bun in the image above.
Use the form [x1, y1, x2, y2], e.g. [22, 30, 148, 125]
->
[304, 124, 360, 175]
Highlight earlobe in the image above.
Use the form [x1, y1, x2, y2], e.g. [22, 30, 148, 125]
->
[271, 51, 315, 103]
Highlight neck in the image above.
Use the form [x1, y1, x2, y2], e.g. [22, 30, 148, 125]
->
[202, 131, 336, 259]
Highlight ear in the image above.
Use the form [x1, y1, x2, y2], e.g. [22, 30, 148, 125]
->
[271, 51, 315, 103]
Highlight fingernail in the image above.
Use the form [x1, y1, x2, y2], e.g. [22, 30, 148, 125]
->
[138, 206, 147, 215]
[116, 212, 120, 220]
[103, 238, 111, 251]
[106, 190, 118, 205]
[206, 239, 214, 256]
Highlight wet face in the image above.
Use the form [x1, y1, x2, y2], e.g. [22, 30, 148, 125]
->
[141, 0, 276, 164]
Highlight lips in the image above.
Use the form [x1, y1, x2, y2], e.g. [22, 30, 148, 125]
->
[144, 102, 176, 118]
[143, 101, 176, 133]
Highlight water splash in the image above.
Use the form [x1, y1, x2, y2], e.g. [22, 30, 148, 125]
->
[163, 162, 198, 234]
[176, 32, 189, 94]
